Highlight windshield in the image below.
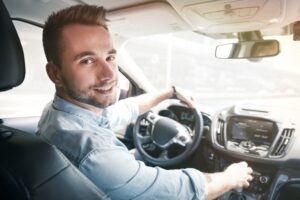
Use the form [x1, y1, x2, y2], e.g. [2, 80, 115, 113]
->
[123, 31, 300, 110]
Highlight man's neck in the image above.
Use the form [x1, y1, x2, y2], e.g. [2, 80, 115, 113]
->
[56, 91, 104, 115]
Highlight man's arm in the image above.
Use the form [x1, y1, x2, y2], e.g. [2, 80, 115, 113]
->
[204, 161, 253, 200]
[132, 87, 195, 115]
[79, 148, 208, 200]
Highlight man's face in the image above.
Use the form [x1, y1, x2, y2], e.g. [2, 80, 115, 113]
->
[56, 24, 118, 109]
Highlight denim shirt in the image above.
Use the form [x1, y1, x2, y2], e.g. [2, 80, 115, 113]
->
[36, 95, 207, 200]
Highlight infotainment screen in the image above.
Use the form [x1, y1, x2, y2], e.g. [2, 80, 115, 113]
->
[227, 117, 277, 146]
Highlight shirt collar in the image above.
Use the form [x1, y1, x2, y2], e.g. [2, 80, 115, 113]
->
[52, 95, 111, 128]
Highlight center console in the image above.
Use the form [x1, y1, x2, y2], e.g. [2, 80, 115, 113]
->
[211, 105, 295, 159]
[226, 116, 277, 157]
[209, 104, 296, 200]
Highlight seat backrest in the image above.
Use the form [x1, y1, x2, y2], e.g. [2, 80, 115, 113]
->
[0, 0, 25, 91]
[0, 126, 110, 200]
[273, 180, 300, 200]
[0, 1, 110, 199]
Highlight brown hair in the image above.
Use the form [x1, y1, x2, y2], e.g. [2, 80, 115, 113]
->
[43, 4, 107, 66]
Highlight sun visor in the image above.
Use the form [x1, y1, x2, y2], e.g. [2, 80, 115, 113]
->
[107, 2, 190, 37]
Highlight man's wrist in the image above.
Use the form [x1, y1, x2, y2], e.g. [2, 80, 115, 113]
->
[223, 169, 238, 190]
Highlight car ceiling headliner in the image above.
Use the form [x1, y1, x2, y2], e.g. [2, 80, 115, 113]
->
[3, 0, 300, 38]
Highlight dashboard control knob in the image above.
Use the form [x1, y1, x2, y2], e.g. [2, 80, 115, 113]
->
[208, 153, 214, 160]
[241, 141, 254, 149]
[259, 176, 269, 184]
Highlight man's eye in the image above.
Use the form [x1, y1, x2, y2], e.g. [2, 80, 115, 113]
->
[80, 58, 94, 65]
[107, 55, 116, 62]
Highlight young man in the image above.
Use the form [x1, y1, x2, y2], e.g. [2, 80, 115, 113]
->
[37, 5, 253, 200]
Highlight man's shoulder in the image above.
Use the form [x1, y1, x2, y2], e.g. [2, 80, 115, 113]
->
[37, 102, 111, 147]
[38, 119, 113, 166]
[37, 100, 90, 133]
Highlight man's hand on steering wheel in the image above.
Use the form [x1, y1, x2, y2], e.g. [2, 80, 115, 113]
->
[171, 86, 196, 108]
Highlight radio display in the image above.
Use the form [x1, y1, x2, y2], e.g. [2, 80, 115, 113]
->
[227, 117, 277, 146]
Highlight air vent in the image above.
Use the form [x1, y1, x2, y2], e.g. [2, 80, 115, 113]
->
[216, 119, 225, 147]
[271, 128, 294, 157]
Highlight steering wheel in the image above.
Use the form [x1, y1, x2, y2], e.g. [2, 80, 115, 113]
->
[133, 104, 203, 167]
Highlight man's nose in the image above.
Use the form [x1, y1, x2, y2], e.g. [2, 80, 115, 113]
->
[97, 61, 116, 81]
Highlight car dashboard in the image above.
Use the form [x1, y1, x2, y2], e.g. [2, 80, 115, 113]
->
[156, 102, 299, 200]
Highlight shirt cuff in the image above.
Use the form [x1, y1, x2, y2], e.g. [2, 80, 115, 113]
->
[183, 168, 207, 200]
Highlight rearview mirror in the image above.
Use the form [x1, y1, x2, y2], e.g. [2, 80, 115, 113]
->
[215, 40, 279, 59]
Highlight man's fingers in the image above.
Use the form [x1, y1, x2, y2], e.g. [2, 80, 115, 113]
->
[239, 161, 248, 167]
[247, 174, 253, 181]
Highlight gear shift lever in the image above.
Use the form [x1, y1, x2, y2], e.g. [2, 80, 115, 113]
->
[229, 188, 246, 200]
[235, 188, 243, 193]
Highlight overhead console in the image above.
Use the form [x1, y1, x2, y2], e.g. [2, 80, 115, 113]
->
[211, 104, 295, 160]
[167, 0, 294, 34]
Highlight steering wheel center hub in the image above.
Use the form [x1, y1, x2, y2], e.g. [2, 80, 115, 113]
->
[152, 117, 180, 148]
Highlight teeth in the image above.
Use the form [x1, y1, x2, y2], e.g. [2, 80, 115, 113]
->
[96, 87, 109, 90]
[95, 86, 112, 94]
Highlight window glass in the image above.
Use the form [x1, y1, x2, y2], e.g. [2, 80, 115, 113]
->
[0, 21, 132, 118]
[123, 31, 300, 109]
[0, 21, 55, 118]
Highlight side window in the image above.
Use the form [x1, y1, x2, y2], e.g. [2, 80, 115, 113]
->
[118, 71, 130, 100]
[118, 68, 143, 100]
[0, 21, 55, 118]
[0, 20, 138, 118]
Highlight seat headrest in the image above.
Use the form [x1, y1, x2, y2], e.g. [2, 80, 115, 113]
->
[0, 0, 25, 91]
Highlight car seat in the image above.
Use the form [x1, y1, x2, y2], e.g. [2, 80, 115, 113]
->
[0, 0, 110, 199]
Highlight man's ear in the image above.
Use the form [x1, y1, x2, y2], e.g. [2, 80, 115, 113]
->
[46, 62, 62, 86]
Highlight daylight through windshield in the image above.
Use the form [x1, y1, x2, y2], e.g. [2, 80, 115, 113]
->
[124, 32, 300, 109]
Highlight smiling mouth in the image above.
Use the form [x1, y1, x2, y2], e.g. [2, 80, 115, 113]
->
[94, 85, 114, 95]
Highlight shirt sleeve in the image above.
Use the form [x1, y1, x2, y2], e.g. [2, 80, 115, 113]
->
[105, 97, 139, 129]
[79, 148, 207, 200]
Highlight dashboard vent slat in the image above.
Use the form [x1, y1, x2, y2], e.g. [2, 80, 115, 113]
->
[216, 119, 225, 147]
[271, 128, 294, 157]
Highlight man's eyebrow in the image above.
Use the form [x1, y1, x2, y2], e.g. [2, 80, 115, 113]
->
[73, 49, 117, 61]
[109, 49, 117, 54]
[74, 51, 95, 61]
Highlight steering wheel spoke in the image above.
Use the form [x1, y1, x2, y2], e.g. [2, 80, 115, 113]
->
[173, 137, 187, 147]
[137, 134, 152, 145]
[145, 112, 160, 125]
[158, 149, 169, 160]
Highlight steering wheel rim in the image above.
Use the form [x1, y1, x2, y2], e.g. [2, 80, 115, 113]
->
[133, 105, 203, 167]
